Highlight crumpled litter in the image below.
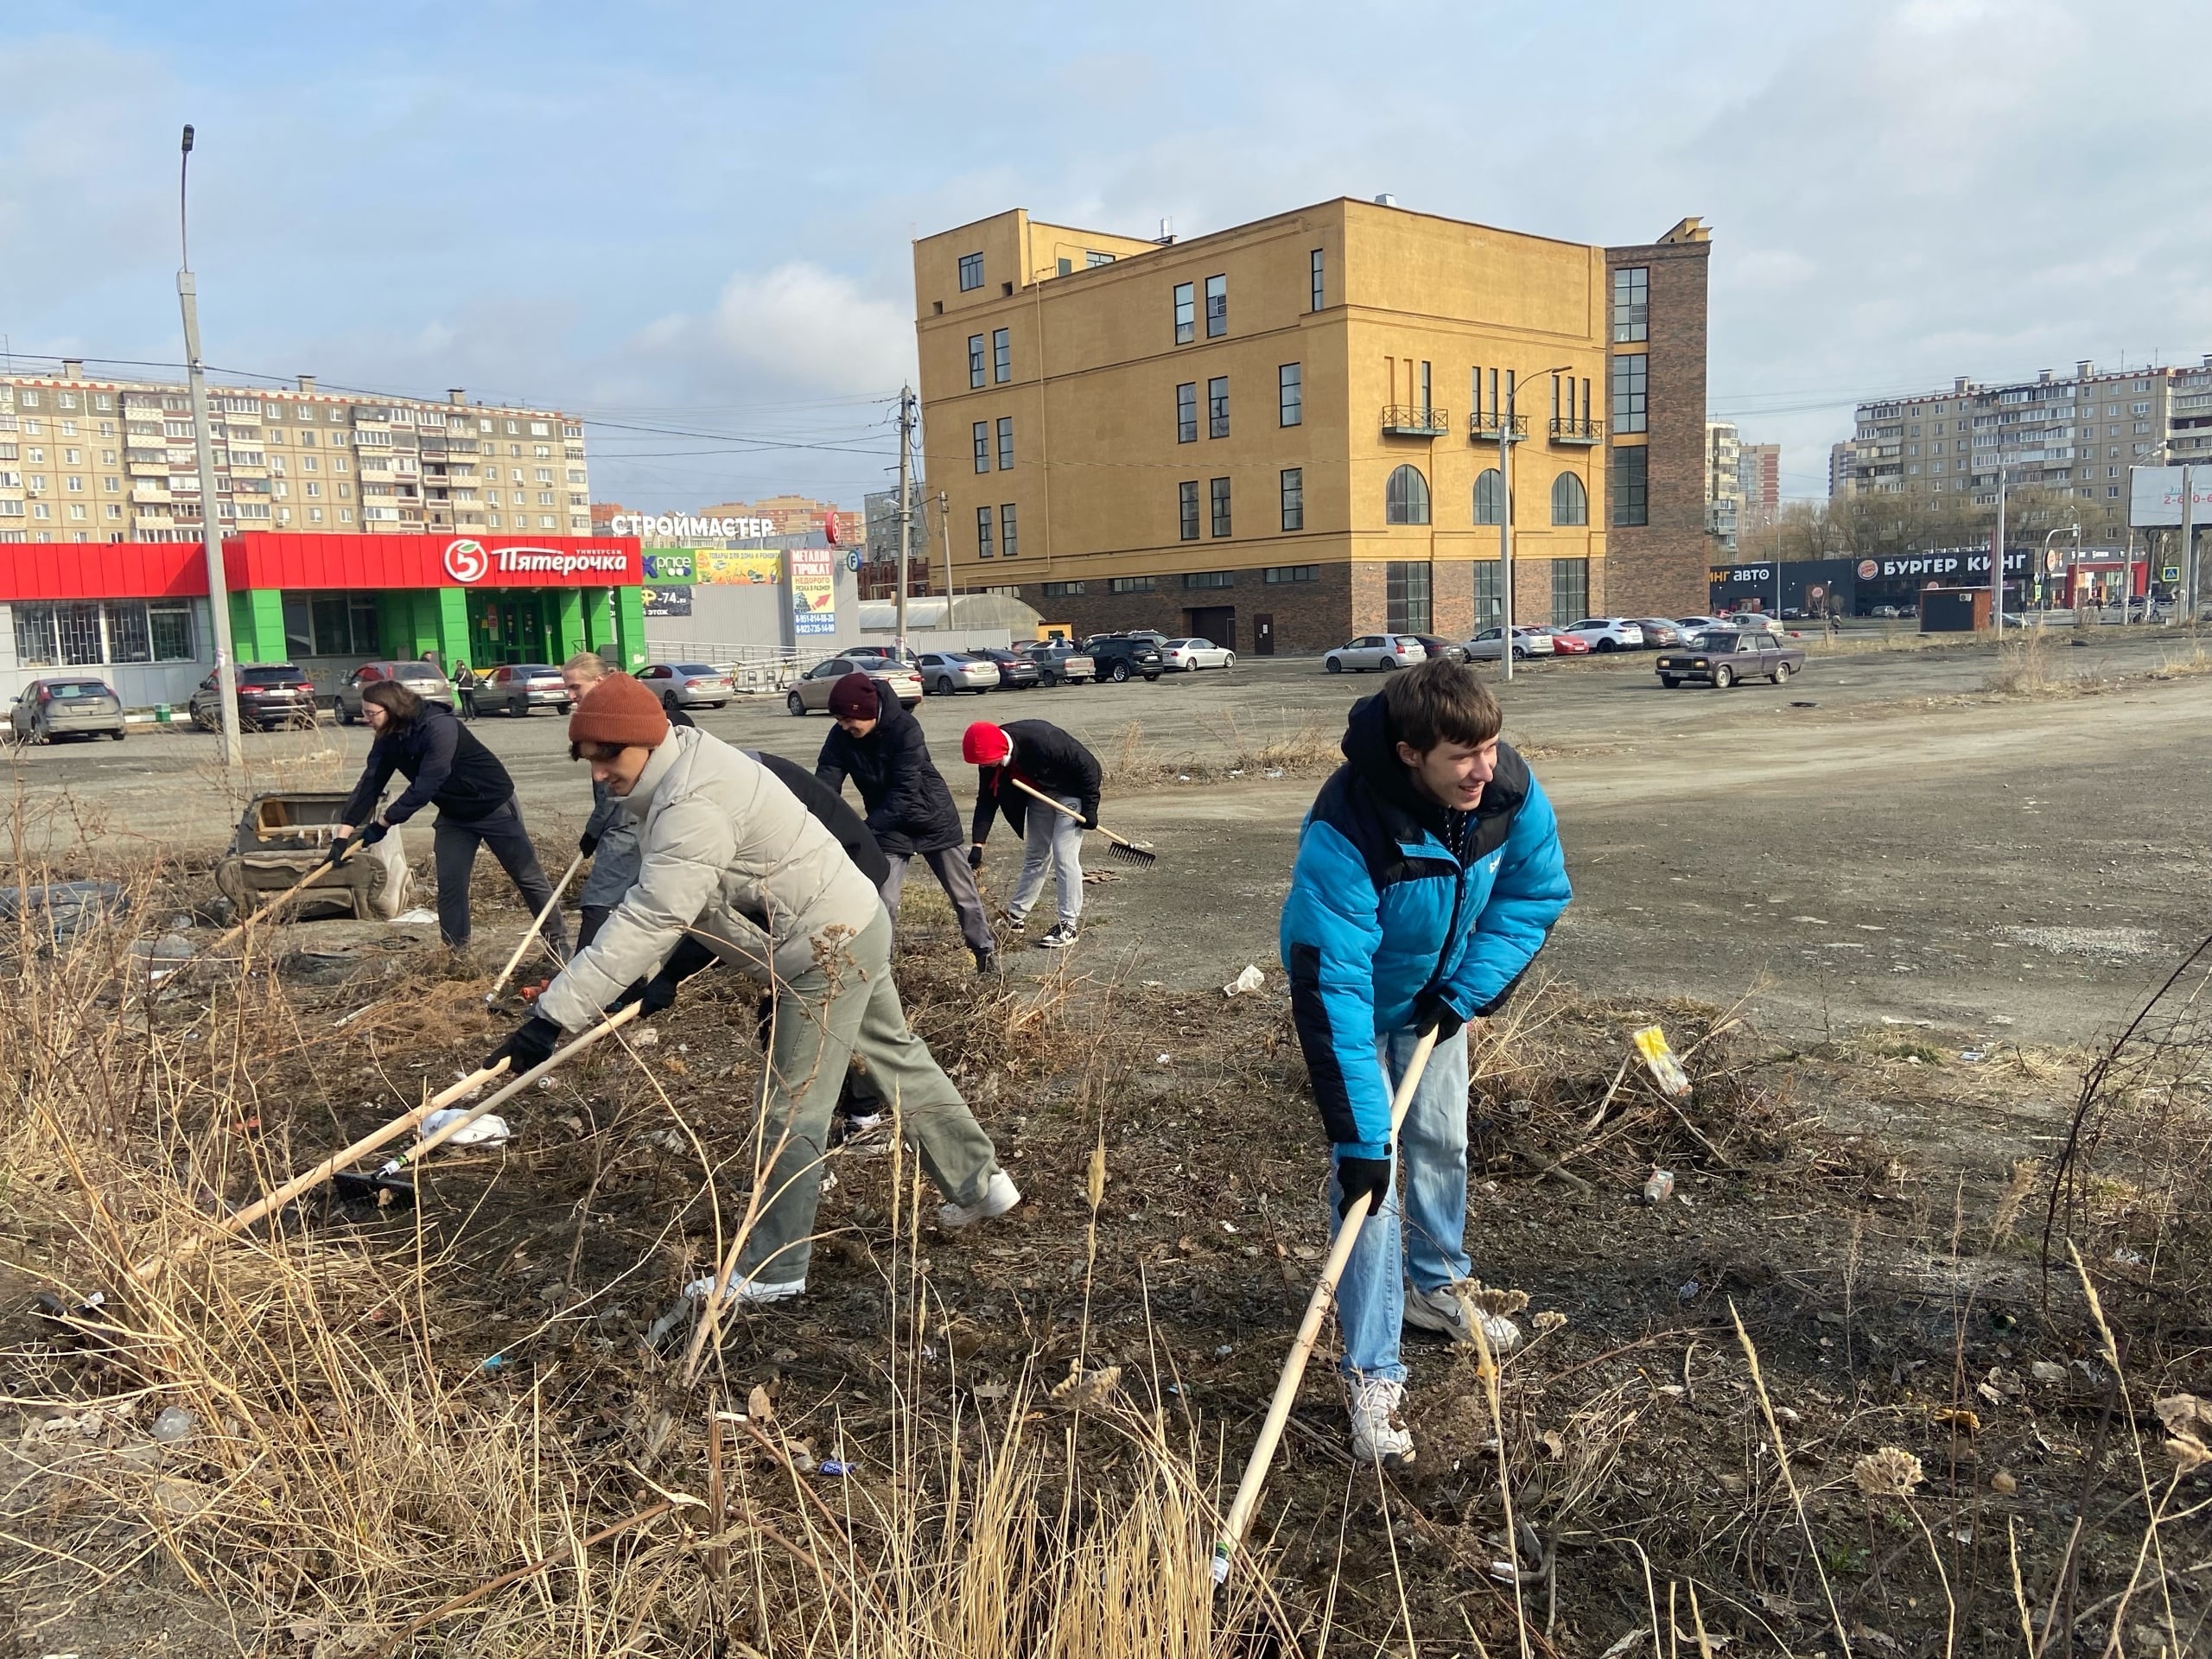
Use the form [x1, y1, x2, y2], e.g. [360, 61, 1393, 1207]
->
[390, 907, 439, 925]
[1224, 964, 1265, 998]
[420, 1109, 511, 1147]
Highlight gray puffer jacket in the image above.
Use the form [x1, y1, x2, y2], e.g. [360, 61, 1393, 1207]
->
[536, 725, 883, 1031]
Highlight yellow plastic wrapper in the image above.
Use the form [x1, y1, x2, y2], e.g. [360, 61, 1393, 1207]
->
[1631, 1024, 1692, 1097]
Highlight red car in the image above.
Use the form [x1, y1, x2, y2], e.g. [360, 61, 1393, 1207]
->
[1535, 627, 1592, 656]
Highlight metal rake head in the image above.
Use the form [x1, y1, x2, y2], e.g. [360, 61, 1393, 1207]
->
[1103, 839, 1157, 871]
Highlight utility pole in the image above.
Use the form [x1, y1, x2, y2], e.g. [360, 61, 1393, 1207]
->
[893, 385, 914, 658]
[1497, 365, 1571, 683]
[938, 488, 952, 632]
[179, 124, 242, 769]
[2183, 462, 2198, 632]
[1993, 466, 2006, 637]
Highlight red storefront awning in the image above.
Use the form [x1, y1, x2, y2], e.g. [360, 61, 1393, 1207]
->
[0, 532, 643, 602]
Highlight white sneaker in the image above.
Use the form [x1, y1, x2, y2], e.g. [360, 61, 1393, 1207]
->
[1035, 922, 1077, 950]
[1349, 1376, 1414, 1466]
[1402, 1284, 1524, 1355]
[938, 1169, 1022, 1229]
[684, 1273, 805, 1307]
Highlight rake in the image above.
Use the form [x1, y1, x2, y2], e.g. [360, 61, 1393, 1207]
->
[1006, 776, 1157, 869]
[207, 837, 363, 953]
[486, 850, 584, 1007]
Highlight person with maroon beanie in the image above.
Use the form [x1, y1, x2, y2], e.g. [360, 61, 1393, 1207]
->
[816, 671, 995, 972]
[963, 717, 1100, 949]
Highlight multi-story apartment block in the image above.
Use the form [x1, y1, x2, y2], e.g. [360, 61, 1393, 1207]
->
[1705, 419, 1743, 551]
[1831, 359, 2196, 506]
[0, 362, 590, 543]
[913, 200, 1710, 652]
[1738, 442, 1780, 535]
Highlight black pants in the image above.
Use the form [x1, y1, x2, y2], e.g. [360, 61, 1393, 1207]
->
[578, 903, 613, 950]
[457, 691, 477, 721]
[432, 797, 564, 953]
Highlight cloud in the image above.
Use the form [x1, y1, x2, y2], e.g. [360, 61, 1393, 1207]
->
[642, 263, 914, 398]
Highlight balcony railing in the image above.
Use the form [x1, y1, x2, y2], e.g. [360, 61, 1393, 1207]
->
[1469, 411, 1529, 442]
[1382, 404, 1452, 437]
[1549, 416, 1604, 445]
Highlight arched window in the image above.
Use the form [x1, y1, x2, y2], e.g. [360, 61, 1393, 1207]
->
[1551, 471, 1588, 526]
[1474, 468, 1504, 525]
[1385, 464, 1430, 525]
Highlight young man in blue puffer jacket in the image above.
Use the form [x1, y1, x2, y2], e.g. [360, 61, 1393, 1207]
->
[1280, 656, 1571, 1467]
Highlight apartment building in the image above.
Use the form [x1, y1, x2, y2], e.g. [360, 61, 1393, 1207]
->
[1738, 442, 1780, 534]
[1705, 420, 1743, 551]
[1831, 359, 2196, 505]
[913, 200, 1710, 652]
[0, 362, 591, 544]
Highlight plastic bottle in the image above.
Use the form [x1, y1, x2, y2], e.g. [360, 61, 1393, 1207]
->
[1643, 1168, 1675, 1205]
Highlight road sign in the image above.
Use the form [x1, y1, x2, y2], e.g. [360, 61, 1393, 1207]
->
[2164, 566, 2182, 582]
[845, 550, 863, 572]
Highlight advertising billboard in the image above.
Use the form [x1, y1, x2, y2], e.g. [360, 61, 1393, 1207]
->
[790, 549, 836, 636]
[641, 585, 692, 618]
[696, 550, 784, 586]
[2128, 466, 2212, 528]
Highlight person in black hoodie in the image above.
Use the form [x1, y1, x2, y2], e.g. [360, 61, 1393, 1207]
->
[962, 716, 1101, 950]
[814, 671, 995, 971]
[333, 678, 567, 957]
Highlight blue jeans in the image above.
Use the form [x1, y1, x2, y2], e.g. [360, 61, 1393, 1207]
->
[1327, 1024, 1471, 1385]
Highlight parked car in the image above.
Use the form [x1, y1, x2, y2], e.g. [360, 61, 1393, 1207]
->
[336, 659, 454, 723]
[1630, 619, 1686, 649]
[1323, 634, 1427, 673]
[787, 654, 923, 715]
[1022, 641, 1097, 686]
[639, 661, 735, 710]
[844, 643, 921, 666]
[1409, 635, 1469, 664]
[1560, 617, 1647, 652]
[1532, 627, 1592, 656]
[971, 647, 1040, 690]
[483, 664, 572, 717]
[1676, 615, 1729, 634]
[1464, 626, 1555, 662]
[1085, 635, 1166, 682]
[1656, 629, 1808, 690]
[917, 652, 1000, 696]
[10, 677, 125, 743]
[191, 664, 320, 732]
[1084, 629, 1170, 652]
[1160, 637, 1236, 671]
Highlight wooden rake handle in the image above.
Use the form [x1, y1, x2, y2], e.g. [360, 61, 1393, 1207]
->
[208, 839, 362, 953]
[1005, 774, 1139, 853]
[487, 850, 585, 1001]
[1213, 1024, 1441, 1583]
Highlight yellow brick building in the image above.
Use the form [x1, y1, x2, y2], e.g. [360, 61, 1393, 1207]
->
[915, 199, 1682, 653]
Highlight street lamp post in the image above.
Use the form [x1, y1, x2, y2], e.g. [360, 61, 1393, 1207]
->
[178, 124, 243, 769]
[1497, 364, 1571, 683]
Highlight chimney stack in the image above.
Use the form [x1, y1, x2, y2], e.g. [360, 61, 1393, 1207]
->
[449, 387, 467, 405]
[1955, 376, 1969, 393]
[60, 359, 83, 381]
[297, 373, 316, 394]
[2037, 368, 2052, 383]
[2077, 360, 2094, 379]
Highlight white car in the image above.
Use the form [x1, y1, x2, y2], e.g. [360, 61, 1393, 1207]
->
[1160, 637, 1236, 671]
[917, 652, 999, 696]
[1324, 634, 1427, 673]
[1560, 617, 1647, 652]
[1676, 615, 1729, 634]
[1464, 626, 1555, 661]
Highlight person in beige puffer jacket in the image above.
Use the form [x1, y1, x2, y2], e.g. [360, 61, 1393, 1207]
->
[487, 673, 1020, 1305]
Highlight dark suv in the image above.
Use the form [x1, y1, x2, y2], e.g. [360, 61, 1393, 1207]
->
[190, 665, 320, 733]
[1082, 634, 1165, 683]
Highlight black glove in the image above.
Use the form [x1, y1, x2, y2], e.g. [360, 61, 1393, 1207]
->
[609, 975, 677, 1015]
[355, 821, 387, 849]
[484, 1015, 562, 1077]
[323, 836, 351, 867]
[1414, 989, 1465, 1043]
[968, 844, 985, 870]
[1336, 1153, 1393, 1220]
[1080, 809, 1100, 831]
[578, 830, 599, 857]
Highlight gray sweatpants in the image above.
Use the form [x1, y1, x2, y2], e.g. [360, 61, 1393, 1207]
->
[881, 845, 994, 955]
[736, 905, 1000, 1287]
[1005, 791, 1084, 928]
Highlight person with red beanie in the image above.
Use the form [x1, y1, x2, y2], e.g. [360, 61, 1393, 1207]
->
[483, 671, 1020, 1309]
[963, 717, 1101, 950]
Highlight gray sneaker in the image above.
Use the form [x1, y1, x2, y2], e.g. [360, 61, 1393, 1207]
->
[1403, 1284, 1524, 1354]
[1349, 1376, 1414, 1466]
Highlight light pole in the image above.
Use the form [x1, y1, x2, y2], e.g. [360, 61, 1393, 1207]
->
[178, 124, 242, 769]
[1497, 363, 1571, 683]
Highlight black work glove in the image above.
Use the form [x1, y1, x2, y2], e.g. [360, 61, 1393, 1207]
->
[355, 821, 387, 849]
[1414, 989, 1465, 1043]
[968, 843, 985, 870]
[1335, 1153, 1393, 1220]
[1080, 809, 1100, 831]
[322, 836, 352, 868]
[578, 829, 599, 856]
[484, 1014, 562, 1077]
[609, 975, 677, 1016]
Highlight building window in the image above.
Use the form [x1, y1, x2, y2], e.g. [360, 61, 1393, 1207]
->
[1474, 560, 1503, 628]
[1280, 467, 1304, 531]
[1263, 564, 1318, 584]
[1386, 563, 1432, 634]
[968, 335, 986, 389]
[1205, 274, 1227, 338]
[1279, 363, 1302, 427]
[1173, 282, 1195, 345]
[1551, 472, 1588, 525]
[1001, 503, 1019, 559]
[993, 328, 1011, 384]
[976, 505, 994, 558]
[1549, 558, 1589, 626]
[1210, 476, 1232, 537]
[996, 416, 1014, 470]
[1310, 248, 1325, 312]
[1184, 570, 1233, 589]
[958, 251, 984, 291]
[1385, 464, 1430, 524]
[1611, 446, 1648, 526]
[1611, 353, 1648, 435]
[1057, 258, 1072, 277]
[1085, 250, 1115, 267]
[1208, 377, 1230, 439]
[1177, 383, 1198, 443]
[1109, 575, 1155, 593]
[1179, 480, 1200, 541]
[1474, 467, 1504, 525]
[1613, 266, 1649, 343]
[973, 422, 989, 474]
[1041, 580, 1085, 598]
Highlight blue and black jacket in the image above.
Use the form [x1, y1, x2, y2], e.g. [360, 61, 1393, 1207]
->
[1280, 691, 1570, 1159]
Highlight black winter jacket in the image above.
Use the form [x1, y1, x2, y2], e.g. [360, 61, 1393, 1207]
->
[340, 701, 515, 827]
[811, 678, 963, 857]
[969, 719, 1103, 845]
[750, 750, 891, 889]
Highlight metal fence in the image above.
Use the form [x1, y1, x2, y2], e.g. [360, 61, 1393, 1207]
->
[643, 640, 815, 694]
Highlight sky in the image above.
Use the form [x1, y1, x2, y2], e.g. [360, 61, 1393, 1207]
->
[3, 0, 2207, 513]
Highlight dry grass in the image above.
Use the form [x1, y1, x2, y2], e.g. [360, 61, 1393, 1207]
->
[1096, 713, 1339, 786]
